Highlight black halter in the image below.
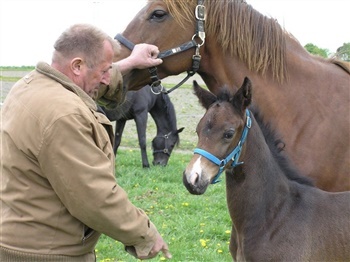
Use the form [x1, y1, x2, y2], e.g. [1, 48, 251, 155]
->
[114, 0, 206, 95]
[152, 131, 173, 156]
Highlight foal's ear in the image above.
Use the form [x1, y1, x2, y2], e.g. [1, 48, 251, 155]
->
[232, 77, 252, 112]
[193, 80, 217, 110]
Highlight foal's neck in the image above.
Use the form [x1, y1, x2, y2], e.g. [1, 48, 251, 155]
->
[225, 118, 290, 231]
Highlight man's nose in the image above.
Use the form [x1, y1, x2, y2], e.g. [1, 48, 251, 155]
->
[101, 72, 111, 85]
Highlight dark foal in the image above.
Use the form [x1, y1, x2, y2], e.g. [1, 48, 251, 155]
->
[103, 85, 183, 168]
[183, 78, 350, 261]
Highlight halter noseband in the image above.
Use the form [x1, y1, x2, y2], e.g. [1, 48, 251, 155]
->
[114, 0, 206, 95]
[152, 131, 172, 156]
[194, 110, 252, 184]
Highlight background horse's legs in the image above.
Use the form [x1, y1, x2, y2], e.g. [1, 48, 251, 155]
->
[134, 113, 150, 168]
[114, 120, 126, 155]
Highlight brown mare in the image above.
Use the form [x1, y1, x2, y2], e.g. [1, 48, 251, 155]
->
[183, 78, 350, 261]
[114, 0, 350, 192]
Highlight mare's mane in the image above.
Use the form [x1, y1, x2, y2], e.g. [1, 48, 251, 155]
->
[163, 0, 288, 82]
[161, 0, 350, 81]
[215, 90, 314, 186]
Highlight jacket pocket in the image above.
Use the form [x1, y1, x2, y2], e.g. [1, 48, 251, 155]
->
[82, 225, 96, 245]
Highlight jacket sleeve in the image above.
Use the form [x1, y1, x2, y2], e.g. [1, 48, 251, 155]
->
[38, 110, 158, 257]
[96, 63, 127, 110]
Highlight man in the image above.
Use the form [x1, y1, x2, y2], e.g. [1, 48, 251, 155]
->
[0, 24, 171, 261]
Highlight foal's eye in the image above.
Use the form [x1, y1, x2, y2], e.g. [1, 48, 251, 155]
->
[224, 130, 234, 139]
[149, 10, 167, 21]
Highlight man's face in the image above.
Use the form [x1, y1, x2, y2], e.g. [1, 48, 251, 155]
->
[80, 41, 114, 97]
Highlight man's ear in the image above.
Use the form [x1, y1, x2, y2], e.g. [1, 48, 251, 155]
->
[71, 57, 83, 75]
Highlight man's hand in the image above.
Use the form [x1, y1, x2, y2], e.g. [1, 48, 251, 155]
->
[116, 43, 163, 75]
[138, 233, 172, 260]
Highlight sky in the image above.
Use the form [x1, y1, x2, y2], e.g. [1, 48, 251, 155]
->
[0, 0, 348, 66]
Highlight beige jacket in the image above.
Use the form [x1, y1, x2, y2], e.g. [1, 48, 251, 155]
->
[0, 62, 158, 261]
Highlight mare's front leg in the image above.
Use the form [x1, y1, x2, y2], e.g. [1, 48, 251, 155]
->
[134, 113, 149, 168]
[114, 120, 126, 155]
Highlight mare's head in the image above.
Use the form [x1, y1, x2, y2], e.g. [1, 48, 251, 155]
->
[115, 0, 287, 90]
[183, 77, 252, 195]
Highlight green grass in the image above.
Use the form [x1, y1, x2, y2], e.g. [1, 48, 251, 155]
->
[0, 66, 34, 71]
[95, 148, 233, 262]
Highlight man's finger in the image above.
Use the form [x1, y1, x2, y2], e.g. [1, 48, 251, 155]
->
[162, 248, 172, 259]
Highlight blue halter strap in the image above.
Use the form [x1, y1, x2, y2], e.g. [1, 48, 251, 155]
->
[193, 109, 252, 184]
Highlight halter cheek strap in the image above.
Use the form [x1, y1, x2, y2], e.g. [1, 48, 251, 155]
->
[194, 109, 252, 184]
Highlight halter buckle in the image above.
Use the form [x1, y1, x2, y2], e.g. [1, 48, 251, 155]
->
[195, 5, 206, 21]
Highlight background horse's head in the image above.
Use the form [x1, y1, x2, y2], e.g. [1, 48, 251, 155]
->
[150, 91, 184, 166]
[183, 77, 252, 195]
[152, 127, 184, 166]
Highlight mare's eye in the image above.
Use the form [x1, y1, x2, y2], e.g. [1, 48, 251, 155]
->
[149, 10, 167, 21]
[224, 130, 234, 140]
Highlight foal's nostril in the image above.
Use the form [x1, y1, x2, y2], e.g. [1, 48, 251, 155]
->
[190, 172, 200, 185]
[195, 173, 200, 184]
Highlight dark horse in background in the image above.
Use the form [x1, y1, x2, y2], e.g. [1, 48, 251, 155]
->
[183, 78, 350, 261]
[103, 85, 184, 168]
[114, 0, 350, 191]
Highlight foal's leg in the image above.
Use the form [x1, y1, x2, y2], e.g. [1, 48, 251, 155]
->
[134, 113, 150, 168]
[229, 225, 238, 261]
[114, 120, 126, 155]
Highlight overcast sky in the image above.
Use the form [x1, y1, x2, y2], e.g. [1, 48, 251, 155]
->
[0, 0, 348, 66]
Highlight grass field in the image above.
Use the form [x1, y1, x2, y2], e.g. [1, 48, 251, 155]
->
[1, 67, 233, 261]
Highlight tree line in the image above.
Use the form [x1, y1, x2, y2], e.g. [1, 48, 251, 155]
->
[305, 42, 350, 61]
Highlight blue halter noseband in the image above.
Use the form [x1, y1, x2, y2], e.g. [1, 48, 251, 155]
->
[193, 109, 252, 184]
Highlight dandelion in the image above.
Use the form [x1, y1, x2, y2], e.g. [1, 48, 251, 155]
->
[225, 230, 231, 234]
[217, 249, 223, 253]
[182, 202, 189, 207]
[200, 239, 207, 247]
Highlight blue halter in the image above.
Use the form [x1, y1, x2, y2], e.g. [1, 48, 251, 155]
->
[193, 109, 252, 184]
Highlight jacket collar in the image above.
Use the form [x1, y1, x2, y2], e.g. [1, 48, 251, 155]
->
[36, 62, 98, 111]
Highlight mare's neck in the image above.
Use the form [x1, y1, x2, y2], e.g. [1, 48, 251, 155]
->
[199, 36, 350, 186]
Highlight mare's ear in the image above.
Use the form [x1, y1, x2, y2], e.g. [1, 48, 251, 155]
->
[232, 77, 252, 112]
[193, 80, 217, 110]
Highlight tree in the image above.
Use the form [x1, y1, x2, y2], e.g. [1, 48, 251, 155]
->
[304, 43, 329, 58]
[335, 43, 350, 62]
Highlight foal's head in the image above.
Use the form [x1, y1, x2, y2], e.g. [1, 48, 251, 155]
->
[183, 77, 252, 195]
